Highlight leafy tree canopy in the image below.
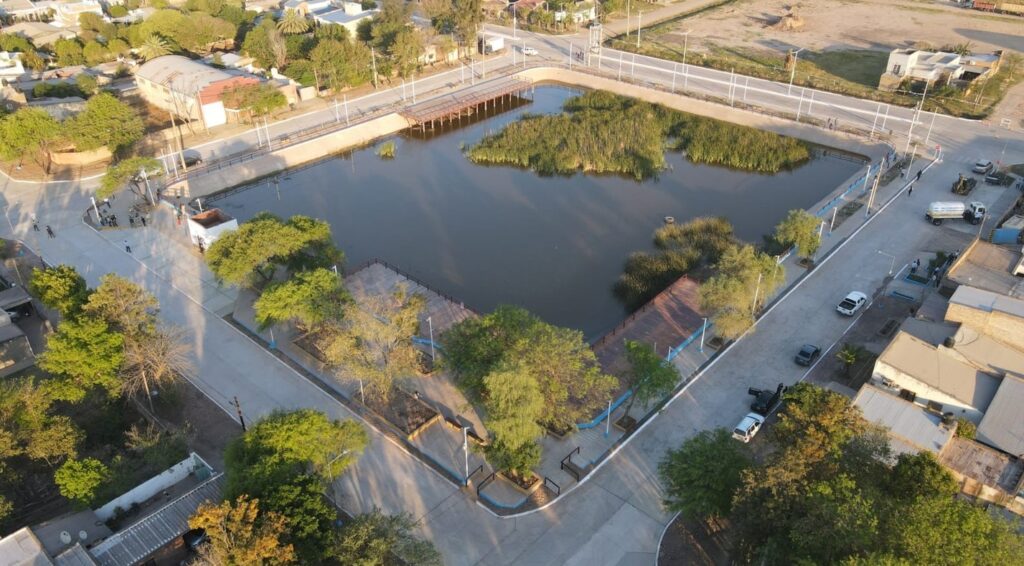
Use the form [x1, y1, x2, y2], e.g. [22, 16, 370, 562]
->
[659, 428, 750, 521]
[188, 495, 296, 565]
[622, 340, 679, 417]
[0, 108, 62, 163]
[334, 510, 442, 566]
[29, 264, 90, 318]
[66, 92, 145, 153]
[38, 317, 125, 402]
[54, 458, 109, 506]
[254, 268, 348, 330]
[774, 209, 822, 260]
[699, 244, 785, 340]
[482, 364, 544, 476]
[99, 156, 163, 199]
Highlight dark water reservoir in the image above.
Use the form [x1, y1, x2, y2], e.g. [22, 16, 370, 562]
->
[208, 86, 863, 339]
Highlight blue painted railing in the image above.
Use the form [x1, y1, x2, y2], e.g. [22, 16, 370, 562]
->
[667, 321, 713, 362]
[576, 389, 632, 430]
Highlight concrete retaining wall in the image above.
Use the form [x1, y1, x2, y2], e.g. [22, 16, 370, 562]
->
[178, 113, 411, 197]
[50, 146, 111, 166]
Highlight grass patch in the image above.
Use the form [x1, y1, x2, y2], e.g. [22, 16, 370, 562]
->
[376, 140, 396, 159]
[466, 90, 809, 179]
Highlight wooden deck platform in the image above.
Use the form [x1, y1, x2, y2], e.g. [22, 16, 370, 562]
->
[592, 276, 705, 377]
[400, 77, 532, 127]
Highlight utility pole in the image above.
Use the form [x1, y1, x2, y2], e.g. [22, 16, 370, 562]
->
[904, 81, 929, 156]
[788, 47, 804, 96]
[636, 11, 642, 49]
[232, 396, 246, 431]
[751, 272, 763, 314]
[371, 47, 379, 88]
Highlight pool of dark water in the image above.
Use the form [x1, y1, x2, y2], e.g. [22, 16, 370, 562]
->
[208, 85, 863, 339]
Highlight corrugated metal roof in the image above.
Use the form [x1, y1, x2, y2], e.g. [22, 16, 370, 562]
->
[89, 475, 224, 566]
[53, 545, 96, 566]
[878, 332, 1001, 411]
[854, 384, 954, 455]
[977, 375, 1024, 456]
[135, 55, 234, 97]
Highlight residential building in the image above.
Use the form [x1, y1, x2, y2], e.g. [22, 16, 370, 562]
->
[976, 374, 1024, 456]
[0, 50, 25, 85]
[853, 383, 955, 456]
[0, 527, 98, 565]
[945, 239, 1024, 299]
[283, 0, 331, 16]
[944, 284, 1024, 352]
[0, 0, 52, 21]
[135, 54, 259, 129]
[312, 1, 377, 37]
[52, 0, 104, 28]
[555, 1, 597, 24]
[2, 20, 76, 47]
[878, 48, 1004, 91]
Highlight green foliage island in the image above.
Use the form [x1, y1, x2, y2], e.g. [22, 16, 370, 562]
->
[466, 91, 810, 179]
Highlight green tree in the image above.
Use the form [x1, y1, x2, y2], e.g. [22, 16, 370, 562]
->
[309, 38, 372, 90]
[54, 458, 109, 506]
[956, 416, 977, 439]
[885, 452, 958, 501]
[206, 214, 340, 287]
[82, 40, 110, 66]
[66, 92, 145, 153]
[29, 264, 90, 318]
[188, 495, 297, 565]
[774, 208, 821, 260]
[885, 496, 1024, 565]
[258, 474, 336, 561]
[390, 27, 423, 78]
[108, 4, 129, 17]
[321, 286, 424, 400]
[277, 9, 309, 34]
[38, 317, 125, 402]
[659, 428, 750, 521]
[442, 305, 615, 432]
[790, 474, 880, 563]
[84, 273, 158, 337]
[254, 268, 348, 330]
[482, 365, 544, 477]
[0, 377, 81, 469]
[774, 382, 866, 463]
[699, 244, 785, 339]
[99, 156, 163, 199]
[0, 107, 62, 168]
[334, 510, 442, 566]
[107, 38, 130, 57]
[222, 82, 288, 122]
[121, 324, 192, 411]
[137, 35, 172, 60]
[75, 73, 98, 96]
[836, 343, 865, 377]
[621, 340, 679, 418]
[53, 38, 85, 66]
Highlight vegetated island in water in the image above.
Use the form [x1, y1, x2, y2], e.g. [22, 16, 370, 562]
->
[465, 90, 811, 179]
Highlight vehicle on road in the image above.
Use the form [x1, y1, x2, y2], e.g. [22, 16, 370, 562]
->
[836, 291, 868, 316]
[732, 412, 766, 443]
[520, 46, 538, 56]
[972, 160, 994, 174]
[951, 174, 977, 195]
[181, 150, 203, 167]
[794, 344, 821, 366]
[925, 201, 986, 226]
[749, 383, 788, 416]
[985, 170, 1012, 186]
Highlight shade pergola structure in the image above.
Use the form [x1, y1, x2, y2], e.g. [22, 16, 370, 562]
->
[400, 77, 533, 129]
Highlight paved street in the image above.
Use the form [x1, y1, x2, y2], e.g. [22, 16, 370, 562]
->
[1, 21, 1022, 565]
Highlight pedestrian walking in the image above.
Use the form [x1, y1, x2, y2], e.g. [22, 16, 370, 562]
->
[197, 238, 205, 255]
[916, 169, 922, 181]
[140, 216, 147, 227]
[129, 216, 135, 228]
[900, 167, 906, 178]
[45, 225, 54, 238]
[31, 217, 39, 231]
[123, 239, 131, 254]
[908, 185, 913, 196]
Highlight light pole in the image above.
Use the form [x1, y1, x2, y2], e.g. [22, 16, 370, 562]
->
[462, 427, 469, 486]
[877, 250, 896, 275]
[427, 316, 435, 362]
[681, 29, 691, 89]
[699, 317, 708, 353]
[903, 81, 929, 157]
[636, 11, 642, 49]
[626, 0, 631, 37]
[787, 47, 805, 96]
[751, 272, 763, 314]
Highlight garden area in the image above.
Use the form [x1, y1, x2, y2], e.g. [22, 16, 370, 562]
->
[466, 90, 810, 179]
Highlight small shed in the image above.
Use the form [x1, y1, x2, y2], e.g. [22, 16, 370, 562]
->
[186, 208, 238, 248]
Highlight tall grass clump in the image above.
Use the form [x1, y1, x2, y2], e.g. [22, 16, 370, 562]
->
[376, 140, 396, 159]
[615, 217, 735, 308]
[466, 91, 810, 178]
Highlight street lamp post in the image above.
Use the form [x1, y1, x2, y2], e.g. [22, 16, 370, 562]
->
[462, 427, 469, 486]
[427, 316, 435, 362]
[877, 250, 896, 275]
[788, 47, 805, 96]
[681, 30, 691, 90]
[699, 317, 708, 352]
[636, 11, 642, 49]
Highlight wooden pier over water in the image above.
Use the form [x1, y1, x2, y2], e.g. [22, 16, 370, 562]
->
[400, 77, 533, 128]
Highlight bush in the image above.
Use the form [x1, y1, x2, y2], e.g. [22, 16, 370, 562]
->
[955, 417, 976, 439]
[55, 458, 109, 507]
[32, 81, 82, 99]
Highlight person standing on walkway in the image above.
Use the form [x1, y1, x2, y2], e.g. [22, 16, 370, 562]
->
[916, 169, 922, 181]
[31, 215, 39, 231]
[140, 216, 147, 227]
[45, 225, 54, 238]
[908, 184, 913, 196]
[124, 239, 131, 254]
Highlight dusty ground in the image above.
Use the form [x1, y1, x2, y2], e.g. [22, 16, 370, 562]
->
[653, 0, 1024, 56]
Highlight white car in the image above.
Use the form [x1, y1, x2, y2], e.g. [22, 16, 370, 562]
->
[732, 413, 765, 443]
[836, 291, 868, 316]
[971, 160, 994, 174]
[521, 46, 538, 56]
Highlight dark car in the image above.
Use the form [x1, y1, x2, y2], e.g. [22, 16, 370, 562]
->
[182, 528, 208, 552]
[748, 383, 788, 416]
[794, 344, 821, 366]
[181, 150, 203, 168]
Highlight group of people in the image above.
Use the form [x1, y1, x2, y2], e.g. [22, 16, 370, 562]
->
[908, 250, 960, 287]
[30, 215, 55, 238]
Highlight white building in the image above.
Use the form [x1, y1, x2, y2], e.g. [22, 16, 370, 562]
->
[187, 208, 238, 247]
[0, 0, 52, 21]
[52, 0, 104, 28]
[878, 48, 1004, 91]
[135, 55, 259, 129]
[0, 51, 25, 85]
[312, 1, 376, 37]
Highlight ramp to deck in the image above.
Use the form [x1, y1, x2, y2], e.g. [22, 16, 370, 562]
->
[400, 77, 532, 125]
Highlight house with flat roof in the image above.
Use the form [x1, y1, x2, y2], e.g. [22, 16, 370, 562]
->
[312, 1, 376, 36]
[945, 284, 1024, 352]
[2, 21, 76, 47]
[945, 239, 1024, 299]
[0, 0, 51, 21]
[878, 48, 1003, 91]
[51, 0, 104, 28]
[135, 55, 259, 129]
[0, 527, 98, 565]
[976, 374, 1024, 456]
[853, 383, 955, 456]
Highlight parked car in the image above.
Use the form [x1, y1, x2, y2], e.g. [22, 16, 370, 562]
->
[732, 412, 766, 443]
[794, 344, 821, 366]
[182, 528, 208, 552]
[181, 150, 203, 167]
[520, 46, 538, 56]
[837, 291, 868, 316]
[984, 170, 1011, 186]
[749, 383, 788, 416]
[972, 160, 994, 174]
